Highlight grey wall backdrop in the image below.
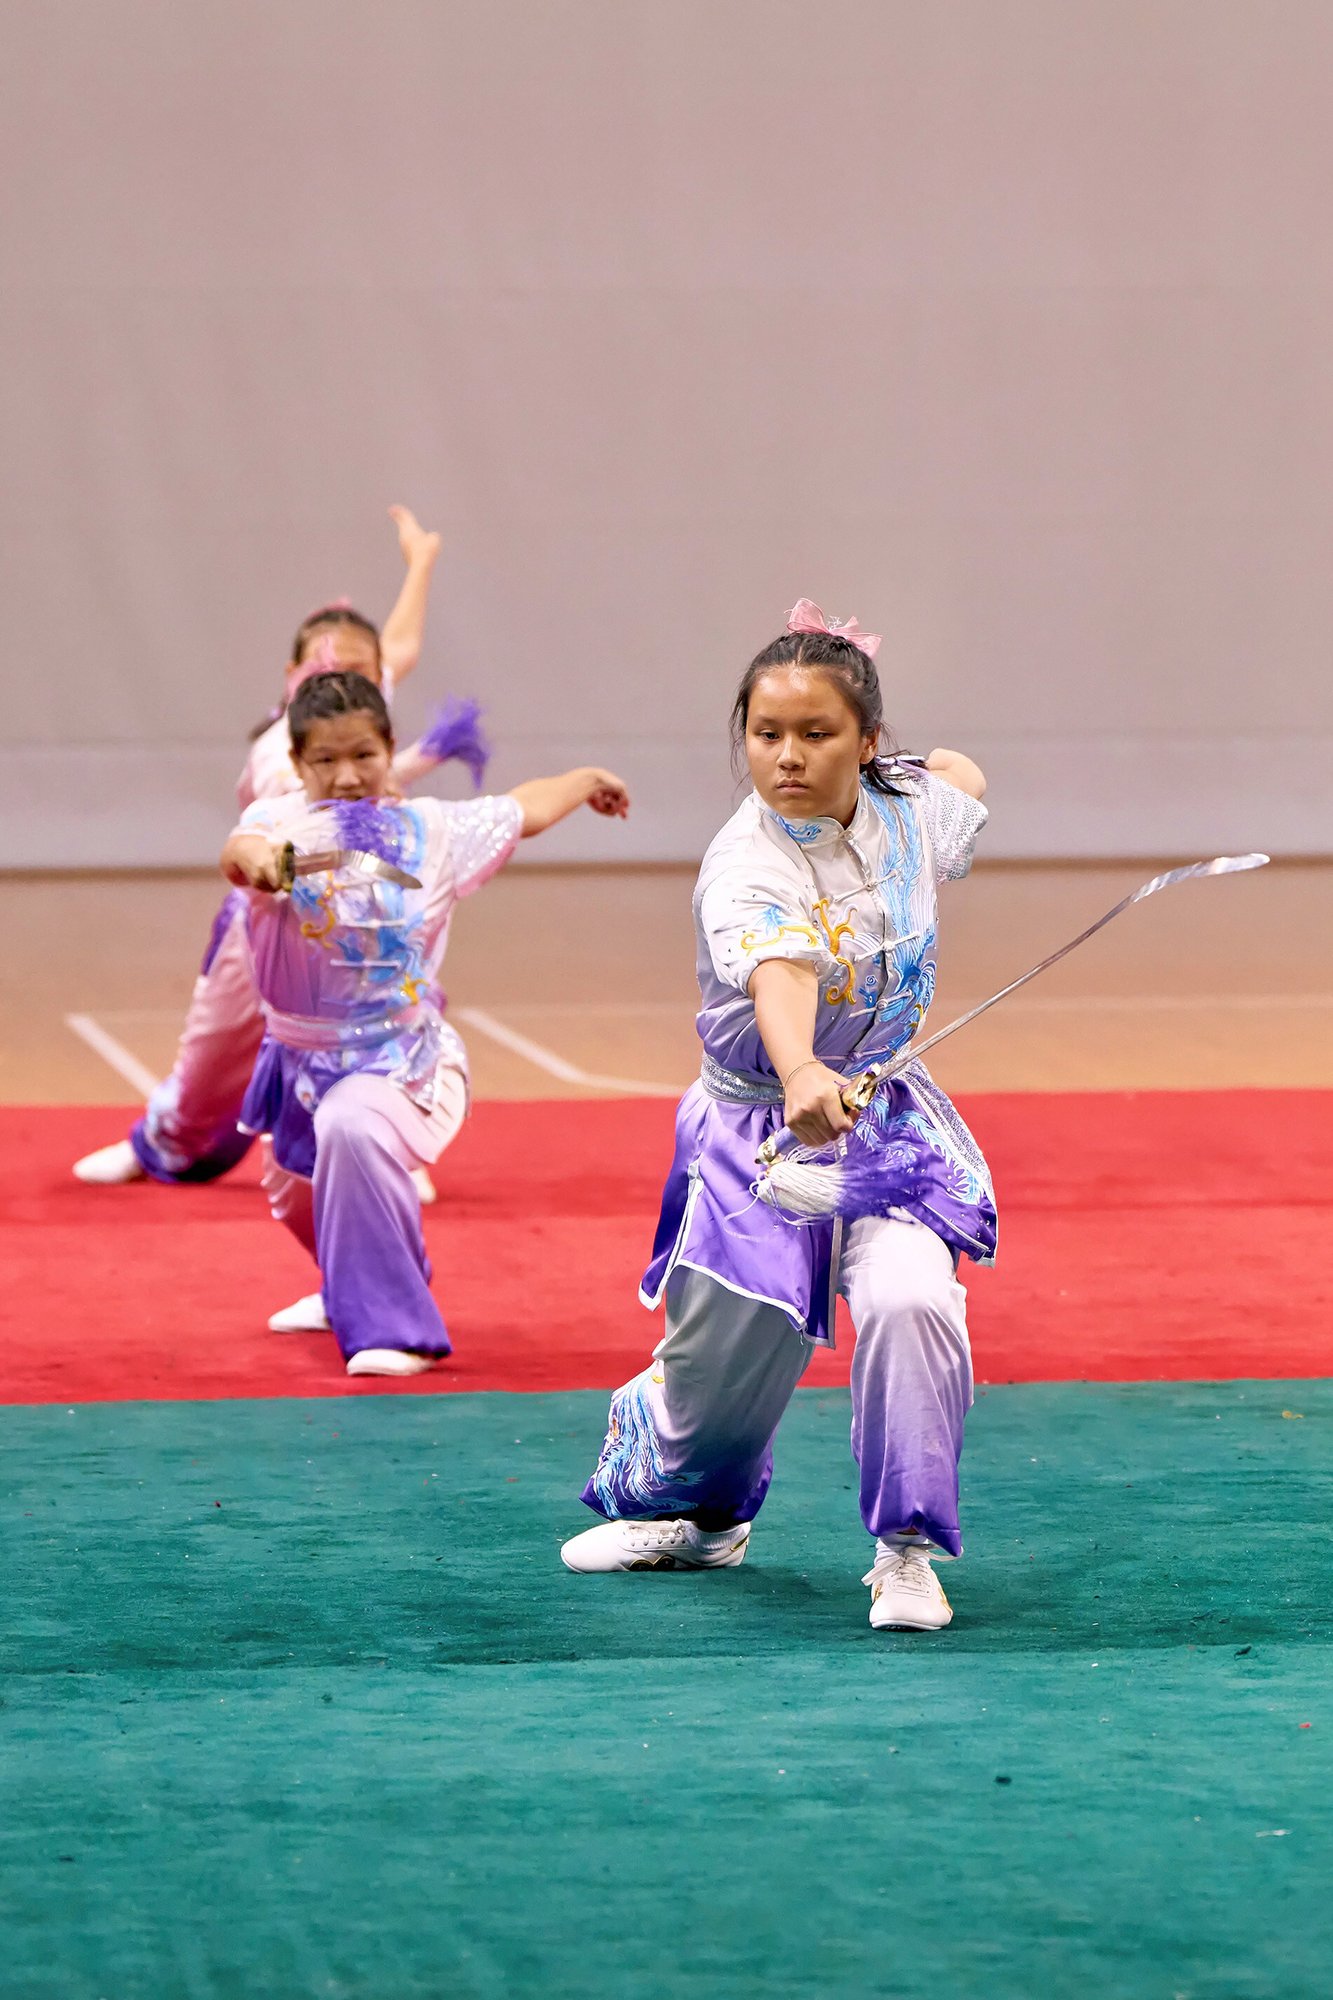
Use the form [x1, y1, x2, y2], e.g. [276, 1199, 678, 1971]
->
[3, 0, 1330, 867]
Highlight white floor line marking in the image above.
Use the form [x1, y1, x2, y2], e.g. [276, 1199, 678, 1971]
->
[64, 1013, 161, 1099]
[455, 1007, 683, 1097]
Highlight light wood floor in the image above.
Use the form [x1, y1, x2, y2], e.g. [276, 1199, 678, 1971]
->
[3, 861, 1329, 1105]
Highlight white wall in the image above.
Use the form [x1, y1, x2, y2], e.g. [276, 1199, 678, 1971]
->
[3, 0, 1330, 866]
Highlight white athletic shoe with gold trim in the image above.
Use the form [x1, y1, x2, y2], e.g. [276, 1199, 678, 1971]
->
[863, 1540, 953, 1631]
[560, 1518, 750, 1573]
[73, 1140, 145, 1185]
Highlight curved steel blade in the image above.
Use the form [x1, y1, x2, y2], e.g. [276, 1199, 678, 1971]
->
[882, 851, 1270, 1079]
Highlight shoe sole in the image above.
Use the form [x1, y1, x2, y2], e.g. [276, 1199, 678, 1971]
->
[345, 1357, 435, 1377]
[869, 1595, 953, 1631]
[562, 1536, 750, 1574]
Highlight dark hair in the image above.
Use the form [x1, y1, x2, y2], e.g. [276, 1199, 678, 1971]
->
[730, 630, 906, 795]
[247, 606, 383, 741]
[291, 604, 381, 668]
[288, 670, 393, 755]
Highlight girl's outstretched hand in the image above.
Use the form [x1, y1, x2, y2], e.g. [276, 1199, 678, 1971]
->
[585, 770, 630, 819]
[511, 766, 631, 836]
[221, 833, 287, 893]
[388, 505, 441, 568]
[784, 1061, 856, 1150]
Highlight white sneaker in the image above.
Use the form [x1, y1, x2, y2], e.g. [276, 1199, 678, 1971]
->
[411, 1167, 437, 1206]
[863, 1540, 953, 1631]
[267, 1293, 330, 1334]
[345, 1349, 436, 1377]
[73, 1139, 145, 1185]
[560, 1518, 750, 1573]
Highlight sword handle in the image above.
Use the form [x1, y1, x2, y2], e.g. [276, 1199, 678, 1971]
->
[756, 1063, 886, 1169]
[757, 1124, 795, 1170]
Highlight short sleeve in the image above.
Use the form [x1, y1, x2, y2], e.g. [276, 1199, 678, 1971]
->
[698, 864, 825, 995]
[234, 797, 286, 839]
[445, 794, 525, 898]
[916, 772, 988, 882]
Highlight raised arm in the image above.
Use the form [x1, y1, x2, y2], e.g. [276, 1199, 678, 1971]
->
[925, 747, 986, 800]
[751, 958, 854, 1148]
[508, 767, 630, 838]
[378, 505, 442, 684]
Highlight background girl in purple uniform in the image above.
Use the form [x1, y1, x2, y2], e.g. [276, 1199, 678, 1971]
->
[561, 602, 992, 1631]
[222, 670, 629, 1377]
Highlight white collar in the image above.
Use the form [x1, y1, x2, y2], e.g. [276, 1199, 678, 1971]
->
[761, 786, 878, 854]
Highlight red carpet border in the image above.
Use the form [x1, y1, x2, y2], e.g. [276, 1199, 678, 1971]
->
[2, 1093, 1329, 1405]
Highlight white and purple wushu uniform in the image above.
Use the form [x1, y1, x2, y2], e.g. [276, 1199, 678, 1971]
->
[232, 790, 523, 1362]
[128, 680, 397, 1184]
[582, 763, 995, 1558]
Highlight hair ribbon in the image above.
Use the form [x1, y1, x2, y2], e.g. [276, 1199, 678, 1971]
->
[285, 631, 345, 697]
[786, 597, 882, 660]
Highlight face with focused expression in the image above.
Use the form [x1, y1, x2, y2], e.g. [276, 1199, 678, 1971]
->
[744, 668, 877, 826]
[292, 712, 395, 802]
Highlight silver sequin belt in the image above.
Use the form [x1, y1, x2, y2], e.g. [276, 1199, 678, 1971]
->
[700, 1051, 885, 1106]
[263, 1002, 424, 1053]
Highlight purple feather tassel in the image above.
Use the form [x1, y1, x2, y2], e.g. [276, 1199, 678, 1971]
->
[418, 695, 491, 789]
[326, 797, 409, 865]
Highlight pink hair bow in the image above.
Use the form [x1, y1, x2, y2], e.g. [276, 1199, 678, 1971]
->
[285, 631, 344, 696]
[786, 597, 882, 660]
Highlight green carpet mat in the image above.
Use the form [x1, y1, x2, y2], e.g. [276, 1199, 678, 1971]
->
[3, 1384, 1331, 2000]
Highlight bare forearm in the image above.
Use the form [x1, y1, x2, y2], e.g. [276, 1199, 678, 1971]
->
[750, 959, 820, 1080]
[751, 958, 853, 1143]
[379, 551, 438, 682]
[510, 768, 600, 837]
[390, 742, 432, 790]
[926, 747, 986, 800]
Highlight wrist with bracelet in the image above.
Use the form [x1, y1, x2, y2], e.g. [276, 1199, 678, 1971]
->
[781, 1058, 825, 1090]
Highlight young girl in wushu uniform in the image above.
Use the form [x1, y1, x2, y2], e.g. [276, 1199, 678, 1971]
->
[223, 669, 629, 1377]
[562, 602, 994, 1631]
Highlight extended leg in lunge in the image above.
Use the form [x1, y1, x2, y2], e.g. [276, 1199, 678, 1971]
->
[564, 1217, 969, 1630]
[260, 1072, 467, 1374]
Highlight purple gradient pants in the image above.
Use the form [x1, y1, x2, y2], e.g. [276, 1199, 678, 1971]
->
[130, 896, 262, 1183]
[582, 1214, 974, 1557]
[262, 1070, 467, 1361]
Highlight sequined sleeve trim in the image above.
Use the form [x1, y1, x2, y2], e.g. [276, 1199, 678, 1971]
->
[447, 794, 526, 898]
[916, 773, 988, 882]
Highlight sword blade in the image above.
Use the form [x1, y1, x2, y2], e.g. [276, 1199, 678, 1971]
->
[290, 849, 423, 890]
[882, 850, 1269, 1078]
